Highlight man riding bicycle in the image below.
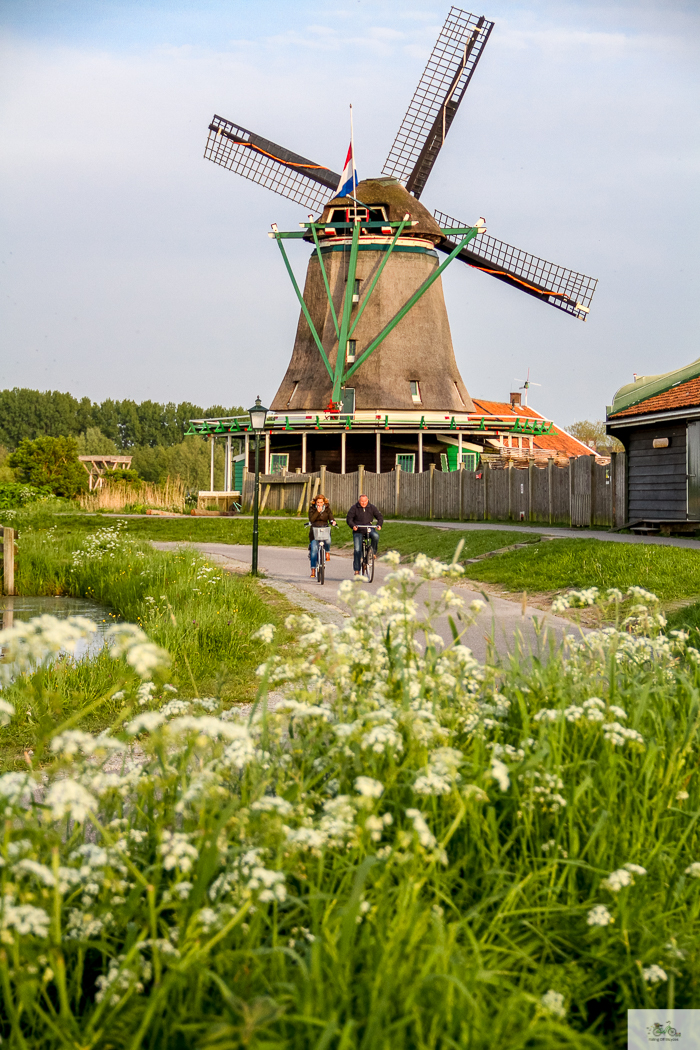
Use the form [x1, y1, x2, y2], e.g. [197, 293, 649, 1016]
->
[346, 494, 383, 577]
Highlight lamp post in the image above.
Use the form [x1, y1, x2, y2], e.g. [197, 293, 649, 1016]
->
[247, 396, 269, 576]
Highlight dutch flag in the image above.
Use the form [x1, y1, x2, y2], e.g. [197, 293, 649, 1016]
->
[336, 143, 358, 198]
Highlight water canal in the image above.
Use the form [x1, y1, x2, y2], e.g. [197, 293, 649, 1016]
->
[0, 596, 119, 661]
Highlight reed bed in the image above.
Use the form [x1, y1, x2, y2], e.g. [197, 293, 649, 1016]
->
[78, 477, 186, 513]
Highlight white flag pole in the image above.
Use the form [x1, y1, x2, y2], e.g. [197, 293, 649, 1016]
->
[350, 103, 357, 223]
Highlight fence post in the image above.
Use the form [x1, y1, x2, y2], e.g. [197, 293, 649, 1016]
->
[568, 458, 574, 527]
[547, 458, 554, 524]
[590, 454, 596, 528]
[610, 452, 617, 528]
[528, 458, 534, 523]
[429, 463, 435, 520]
[458, 462, 464, 522]
[3, 527, 15, 596]
[394, 463, 401, 517]
[319, 464, 326, 497]
[483, 462, 488, 521]
[358, 464, 364, 499]
[507, 461, 512, 521]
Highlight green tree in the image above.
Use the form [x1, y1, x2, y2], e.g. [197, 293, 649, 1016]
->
[76, 427, 118, 455]
[8, 436, 88, 497]
[565, 420, 623, 454]
[0, 446, 15, 483]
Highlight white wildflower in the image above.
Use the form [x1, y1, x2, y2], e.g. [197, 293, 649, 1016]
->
[624, 863, 647, 876]
[354, 777, 384, 799]
[642, 964, 667, 984]
[601, 868, 633, 892]
[45, 779, 97, 823]
[541, 989, 566, 1019]
[125, 712, 165, 735]
[677, 790, 689, 801]
[533, 709, 560, 723]
[251, 796, 293, 815]
[246, 867, 286, 903]
[361, 724, 403, 755]
[252, 624, 276, 644]
[490, 758, 510, 792]
[587, 905, 614, 927]
[684, 862, 700, 878]
[0, 699, 14, 725]
[159, 831, 198, 873]
[1, 904, 50, 938]
[405, 808, 436, 849]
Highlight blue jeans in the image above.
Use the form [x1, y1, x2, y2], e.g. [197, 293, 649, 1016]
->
[353, 529, 379, 571]
[309, 538, 332, 569]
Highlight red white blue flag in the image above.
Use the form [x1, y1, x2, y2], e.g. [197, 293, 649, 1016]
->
[336, 143, 358, 198]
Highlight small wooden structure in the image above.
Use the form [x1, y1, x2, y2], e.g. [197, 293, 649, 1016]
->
[79, 455, 133, 491]
[607, 357, 700, 533]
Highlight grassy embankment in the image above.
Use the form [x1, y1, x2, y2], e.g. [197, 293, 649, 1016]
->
[0, 516, 296, 760]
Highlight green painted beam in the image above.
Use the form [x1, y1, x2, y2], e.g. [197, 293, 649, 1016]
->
[344, 228, 480, 382]
[332, 221, 361, 404]
[310, 224, 339, 339]
[347, 217, 409, 341]
[273, 235, 333, 381]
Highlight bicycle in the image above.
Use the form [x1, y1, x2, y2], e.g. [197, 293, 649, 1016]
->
[354, 524, 376, 582]
[304, 522, 336, 585]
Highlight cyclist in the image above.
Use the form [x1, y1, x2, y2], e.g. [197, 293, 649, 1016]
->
[308, 494, 336, 579]
[346, 494, 383, 577]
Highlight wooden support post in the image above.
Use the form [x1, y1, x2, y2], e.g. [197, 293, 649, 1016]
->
[418, 431, 423, 473]
[568, 458, 574, 527]
[296, 481, 307, 517]
[458, 429, 462, 467]
[2, 527, 15, 596]
[244, 432, 249, 475]
[610, 451, 617, 528]
[590, 454, 597, 527]
[429, 463, 435, 520]
[210, 436, 215, 491]
[264, 432, 271, 476]
[483, 462, 488, 521]
[319, 464, 326, 496]
[311, 477, 320, 501]
[259, 484, 271, 514]
[547, 457, 554, 524]
[394, 463, 401, 516]
[301, 432, 307, 474]
[358, 464, 364, 498]
[528, 457, 534, 522]
[341, 431, 346, 474]
[458, 461, 464, 522]
[375, 432, 381, 474]
[226, 434, 232, 492]
[507, 460, 513, 521]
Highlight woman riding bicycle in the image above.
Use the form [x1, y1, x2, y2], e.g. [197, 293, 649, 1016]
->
[308, 494, 336, 579]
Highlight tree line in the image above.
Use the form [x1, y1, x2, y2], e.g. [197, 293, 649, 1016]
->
[0, 388, 244, 451]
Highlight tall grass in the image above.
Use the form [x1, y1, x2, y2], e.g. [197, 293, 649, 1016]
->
[1, 568, 699, 1047]
[78, 477, 185, 513]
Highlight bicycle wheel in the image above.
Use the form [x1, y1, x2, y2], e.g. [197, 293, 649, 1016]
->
[317, 547, 325, 585]
[366, 545, 375, 583]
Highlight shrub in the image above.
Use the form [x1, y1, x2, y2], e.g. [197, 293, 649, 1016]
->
[8, 436, 87, 497]
[0, 482, 54, 509]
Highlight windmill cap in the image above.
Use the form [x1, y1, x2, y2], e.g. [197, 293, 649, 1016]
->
[315, 178, 444, 244]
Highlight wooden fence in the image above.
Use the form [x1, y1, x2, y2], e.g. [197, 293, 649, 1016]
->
[241, 454, 626, 528]
[1, 527, 16, 595]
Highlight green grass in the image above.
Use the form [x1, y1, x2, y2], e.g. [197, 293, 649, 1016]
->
[18, 511, 539, 564]
[462, 537, 700, 601]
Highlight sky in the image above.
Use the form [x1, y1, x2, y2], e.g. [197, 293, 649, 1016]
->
[1, 0, 698, 426]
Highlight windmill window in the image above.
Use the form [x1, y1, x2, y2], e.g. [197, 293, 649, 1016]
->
[287, 381, 299, 408]
[396, 454, 415, 473]
[270, 454, 289, 475]
[352, 279, 361, 303]
[346, 340, 356, 363]
[340, 387, 355, 415]
[454, 382, 465, 407]
[410, 380, 422, 404]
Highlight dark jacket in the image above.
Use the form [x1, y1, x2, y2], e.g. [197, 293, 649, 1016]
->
[309, 504, 335, 543]
[346, 501, 384, 529]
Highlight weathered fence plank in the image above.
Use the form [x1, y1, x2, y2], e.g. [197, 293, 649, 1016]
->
[2, 527, 15, 596]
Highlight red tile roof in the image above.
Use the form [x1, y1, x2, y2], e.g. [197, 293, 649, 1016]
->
[608, 375, 700, 418]
[471, 397, 597, 458]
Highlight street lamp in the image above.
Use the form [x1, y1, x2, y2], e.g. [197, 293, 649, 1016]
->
[247, 396, 269, 576]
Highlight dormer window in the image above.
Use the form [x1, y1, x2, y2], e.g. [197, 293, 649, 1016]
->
[352, 279, 361, 303]
[410, 380, 422, 404]
[346, 340, 356, 363]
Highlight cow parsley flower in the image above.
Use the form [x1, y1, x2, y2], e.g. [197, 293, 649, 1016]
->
[252, 623, 276, 644]
[601, 868, 633, 892]
[587, 905, 614, 927]
[405, 809, 436, 849]
[159, 831, 198, 873]
[1, 904, 50, 939]
[45, 780, 97, 824]
[251, 796, 293, 815]
[489, 758, 510, 792]
[0, 699, 14, 725]
[642, 964, 667, 984]
[125, 711, 165, 735]
[684, 862, 700, 878]
[354, 777, 384, 799]
[541, 990, 566, 1018]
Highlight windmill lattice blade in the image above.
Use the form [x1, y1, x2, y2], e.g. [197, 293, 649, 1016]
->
[435, 209, 598, 320]
[382, 7, 494, 198]
[205, 115, 340, 212]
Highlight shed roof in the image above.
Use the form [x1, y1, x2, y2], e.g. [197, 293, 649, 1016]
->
[608, 356, 700, 418]
[472, 398, 597, 458]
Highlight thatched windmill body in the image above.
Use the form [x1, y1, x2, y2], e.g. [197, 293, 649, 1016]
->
[196, 6, 597, 475]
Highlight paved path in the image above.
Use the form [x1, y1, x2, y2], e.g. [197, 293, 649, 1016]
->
[152, 541, 584, 664]
[389, 520, 700, 549]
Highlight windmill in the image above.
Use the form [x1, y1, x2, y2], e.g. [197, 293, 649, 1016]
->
[515, 369, 542, 407]
[197, 6, 598, 476]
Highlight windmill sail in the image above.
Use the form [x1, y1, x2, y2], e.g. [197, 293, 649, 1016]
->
[204, 115, 340, 212]
[382, 7, 493, 199]
[435, 210, 597, 320]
